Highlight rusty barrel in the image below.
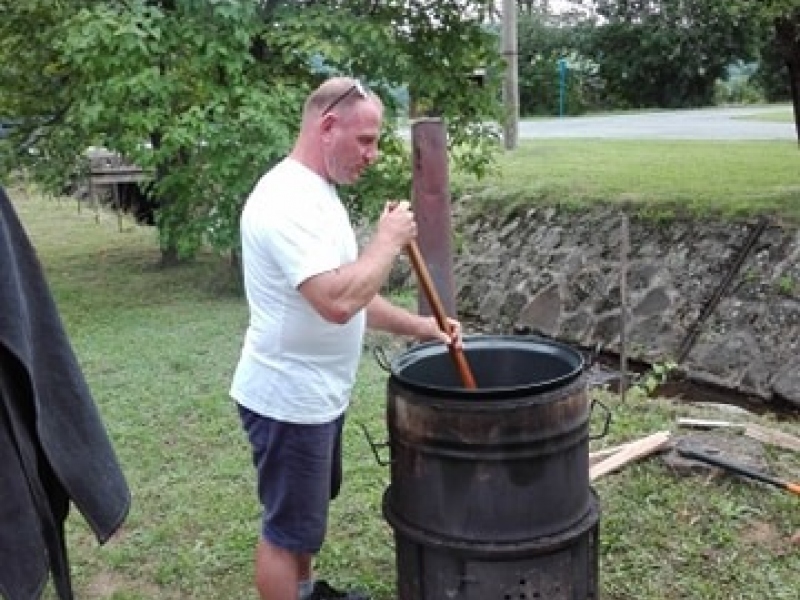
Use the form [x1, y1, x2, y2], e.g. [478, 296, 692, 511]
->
[382, 335, 600, 600]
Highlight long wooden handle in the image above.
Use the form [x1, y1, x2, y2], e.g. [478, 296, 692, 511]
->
[405, 240, 477, 389]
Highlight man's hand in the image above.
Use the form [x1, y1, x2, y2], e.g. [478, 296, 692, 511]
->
[418, 315, 464, 348]
[375, 200, 416, 254]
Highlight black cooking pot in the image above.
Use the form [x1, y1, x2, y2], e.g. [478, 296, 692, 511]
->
[378, 333, 601, 549]
[379, 334, 586, 400]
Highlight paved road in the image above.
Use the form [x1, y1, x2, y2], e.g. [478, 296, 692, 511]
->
[518, 105, 796, 140]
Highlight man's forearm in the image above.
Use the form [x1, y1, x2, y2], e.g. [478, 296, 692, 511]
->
[366, 295, 426, 338]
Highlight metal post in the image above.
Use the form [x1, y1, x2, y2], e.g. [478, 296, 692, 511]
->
[502, 0, 519, 150]
[411, 117, 456, 318]
[619, 214, 629, 402]
[558, 58, 567, 117]
[112, 184, 123, 232]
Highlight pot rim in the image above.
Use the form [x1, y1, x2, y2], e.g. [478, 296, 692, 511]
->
[388, 334, 585, 398]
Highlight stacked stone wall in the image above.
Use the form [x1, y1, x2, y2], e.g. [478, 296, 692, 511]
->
[449, 205, 800, 409]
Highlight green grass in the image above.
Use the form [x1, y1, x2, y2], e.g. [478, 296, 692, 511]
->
[735, 108, 795, 123]
[519, 104, 795, 122]
[6, 174, 798, 600]
[454, 139, 800, 223]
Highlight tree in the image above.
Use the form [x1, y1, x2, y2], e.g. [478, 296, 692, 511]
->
[517, 12, 603, 116]
[756, 38, 793, 103]
[579, 0, 762, 109]
[0, 0, 504, 262]
[582, 0, 800, 144]
[767, 3, 800, 144]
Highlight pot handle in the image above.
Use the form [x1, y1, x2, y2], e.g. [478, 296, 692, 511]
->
[358, 422, 392, 466]
[588, 398, 612, 441]
[583, 341, 605, 370]
[372, 346, 392, 374]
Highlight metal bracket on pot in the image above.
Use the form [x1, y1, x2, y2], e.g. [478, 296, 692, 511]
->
[583, 341, 604, 370]
[372, 345, 392, 373]
[588, 398, 611, 441]
[358, 422, 392, 466]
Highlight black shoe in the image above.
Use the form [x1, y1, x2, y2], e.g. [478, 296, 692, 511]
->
[305, 579, 371, 600]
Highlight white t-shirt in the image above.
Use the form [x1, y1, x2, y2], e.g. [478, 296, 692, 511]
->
[229, 158, 366, 424]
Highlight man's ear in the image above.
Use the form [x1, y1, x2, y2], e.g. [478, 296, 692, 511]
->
[320, 113, 337, 135]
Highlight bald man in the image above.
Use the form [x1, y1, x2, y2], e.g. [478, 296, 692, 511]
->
[230, 78, 462, 600]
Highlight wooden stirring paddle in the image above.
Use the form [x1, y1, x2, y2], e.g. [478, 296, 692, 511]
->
[405, 240, 477, 389]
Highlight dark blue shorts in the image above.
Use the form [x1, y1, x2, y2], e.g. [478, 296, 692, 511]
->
[237, 405, 344, 554]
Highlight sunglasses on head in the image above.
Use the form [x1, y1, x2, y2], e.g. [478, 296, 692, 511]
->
[321, 80, 369, 116]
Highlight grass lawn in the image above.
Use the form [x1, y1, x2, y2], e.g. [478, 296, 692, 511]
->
[453, 139, 800, 223]
[735, 107, 796, 123]
[4, 154, 799, 600]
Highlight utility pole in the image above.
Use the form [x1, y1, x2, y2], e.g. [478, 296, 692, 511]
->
[502, 0, 519, 150]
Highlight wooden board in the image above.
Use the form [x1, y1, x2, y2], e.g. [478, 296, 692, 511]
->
[589, 431, 672, 481]
[744, 424, 800, 453]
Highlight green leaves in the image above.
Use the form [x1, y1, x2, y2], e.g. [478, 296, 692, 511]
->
[579, 0, 765, 108]
[1, 0, 503, 260]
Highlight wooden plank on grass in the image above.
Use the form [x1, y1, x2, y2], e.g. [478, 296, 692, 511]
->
[590, 431, 672, 481]
[743, 424, 800, 453]
[676, 418, 746, 431]
[590, 442, 635, 466]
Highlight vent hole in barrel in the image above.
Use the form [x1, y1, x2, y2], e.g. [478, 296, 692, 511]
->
[501, 579, 547, 600]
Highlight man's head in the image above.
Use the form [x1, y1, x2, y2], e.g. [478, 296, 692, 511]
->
[294, 77, 384, 185]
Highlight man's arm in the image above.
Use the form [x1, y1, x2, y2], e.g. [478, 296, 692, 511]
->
[366, 294, 459, 346]
[299, 202, 414, 324]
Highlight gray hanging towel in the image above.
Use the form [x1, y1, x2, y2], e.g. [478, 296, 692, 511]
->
[0, 185, 131, 600]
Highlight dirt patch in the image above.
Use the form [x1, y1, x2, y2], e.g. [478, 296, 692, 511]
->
[84, 571, 180, 600]
[740, 519, 799, 556]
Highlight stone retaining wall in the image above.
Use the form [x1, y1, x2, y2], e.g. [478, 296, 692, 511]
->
[448, 204, 800, 409]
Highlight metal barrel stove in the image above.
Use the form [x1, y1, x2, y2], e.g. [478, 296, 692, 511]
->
[382, 335, 601, 600]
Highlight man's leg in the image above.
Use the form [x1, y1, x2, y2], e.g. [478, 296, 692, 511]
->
[238, 407, 344, 600]
[254, 537, 313, 600]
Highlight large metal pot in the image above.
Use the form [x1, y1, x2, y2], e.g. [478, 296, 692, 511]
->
[379, 334, 602, 599]
[382, 334, 597, 542]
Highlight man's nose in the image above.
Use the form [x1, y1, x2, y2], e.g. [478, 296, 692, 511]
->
[365, 146, 380, 164]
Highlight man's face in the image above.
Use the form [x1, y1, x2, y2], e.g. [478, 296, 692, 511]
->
[322, 100, 382, 185]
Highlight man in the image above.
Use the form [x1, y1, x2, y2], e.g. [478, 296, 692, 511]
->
[230, 77, 462, 600]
